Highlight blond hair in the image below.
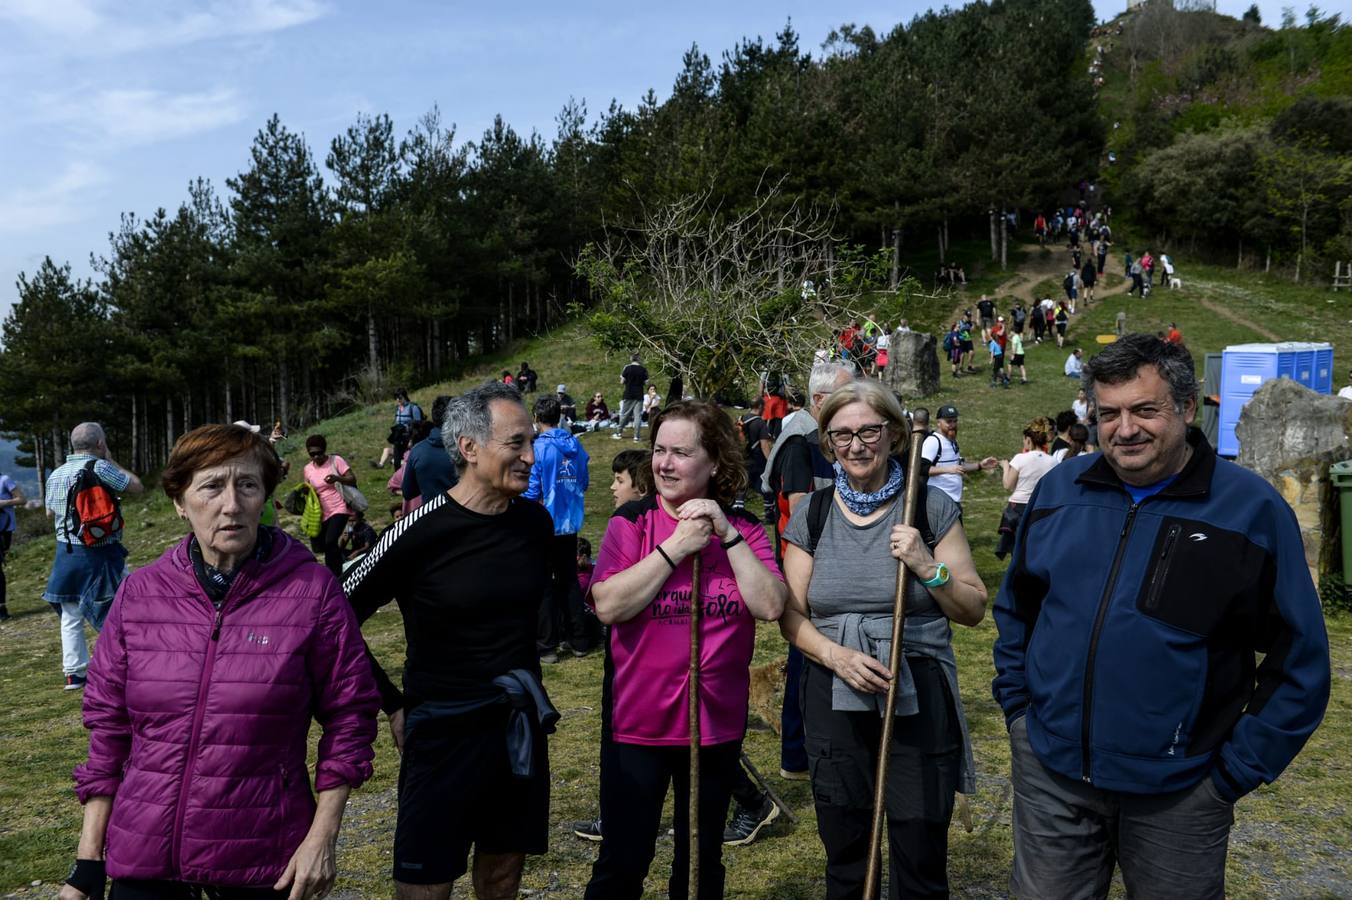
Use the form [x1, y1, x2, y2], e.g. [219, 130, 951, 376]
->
[816, 380, 910, 460]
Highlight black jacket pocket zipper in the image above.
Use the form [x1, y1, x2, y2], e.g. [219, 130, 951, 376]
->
[1144, 524, 1182, 611]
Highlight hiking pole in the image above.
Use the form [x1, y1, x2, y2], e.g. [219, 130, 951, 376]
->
[689, 549, 703, 896]
[739, 751, 798, 826]
[862, 408, 930, 900]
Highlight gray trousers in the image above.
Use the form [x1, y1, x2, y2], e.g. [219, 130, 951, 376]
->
[617, 398, 643, 439]
[1009, 716, 1234, 900]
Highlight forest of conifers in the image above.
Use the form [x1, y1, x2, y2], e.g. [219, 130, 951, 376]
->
[1, 0, 1348, 479]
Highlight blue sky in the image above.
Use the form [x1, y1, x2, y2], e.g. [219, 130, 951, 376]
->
[0, 0, 1290, 326]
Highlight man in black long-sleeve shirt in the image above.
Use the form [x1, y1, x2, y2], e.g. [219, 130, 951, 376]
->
[344, 382, 554, 900]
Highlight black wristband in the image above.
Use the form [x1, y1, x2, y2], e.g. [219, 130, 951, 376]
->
[66, 858, 106, 899]
[655, 545, 677, 570]
[719, 532, 745, 551]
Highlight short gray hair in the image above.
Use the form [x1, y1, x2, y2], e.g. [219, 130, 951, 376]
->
[70, 422, 106, 452]
[808, 362, 854, 408]
[1083, 333, 1198, 412]
[443, 381, 528, 470]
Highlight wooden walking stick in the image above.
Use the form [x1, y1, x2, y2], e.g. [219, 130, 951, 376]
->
[688, 550, 703, 896]
[862, 408, 930, 900]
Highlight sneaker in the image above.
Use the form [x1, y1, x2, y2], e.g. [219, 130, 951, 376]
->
[573, 817, 603, 841]
[611, 433, 622, 441]
[63, 674, 87, 691]
[539, 649, 560, 665]
[779, 767, 810, 781]
[0, 606, 10, 622]
[723, 795, 780, 846]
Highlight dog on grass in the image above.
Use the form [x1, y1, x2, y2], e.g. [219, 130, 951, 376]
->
[1169, 276, 1182, 289]
[747, 660, 787, 734]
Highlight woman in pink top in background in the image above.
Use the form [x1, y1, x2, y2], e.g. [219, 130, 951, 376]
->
[584, 400, 786, 900]
[302, 434, 357, 576]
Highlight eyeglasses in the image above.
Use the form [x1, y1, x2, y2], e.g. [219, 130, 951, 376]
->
[825, 423, 887, 450]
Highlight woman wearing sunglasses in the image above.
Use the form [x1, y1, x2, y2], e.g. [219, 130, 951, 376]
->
[776, 380, 987, 898]
[302, 435, 358, 575]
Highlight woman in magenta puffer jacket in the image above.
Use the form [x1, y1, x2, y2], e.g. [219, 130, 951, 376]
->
[61, 424, 380, 900]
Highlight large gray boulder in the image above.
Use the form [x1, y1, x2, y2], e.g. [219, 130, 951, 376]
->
[883, 330, 941, 398]
[1235, 378, 1352, 593]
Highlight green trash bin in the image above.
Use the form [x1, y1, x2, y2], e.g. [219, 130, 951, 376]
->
[1331, 460, 1352, 586]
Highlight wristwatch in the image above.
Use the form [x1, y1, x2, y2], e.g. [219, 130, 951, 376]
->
[921, 562, 950, 588]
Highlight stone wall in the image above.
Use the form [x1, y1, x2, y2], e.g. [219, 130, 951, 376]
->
[882, 329, 941, 398]
[1234, 378, 1352, 594]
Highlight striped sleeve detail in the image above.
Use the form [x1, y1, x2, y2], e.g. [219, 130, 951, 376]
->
[341, 492, 448, 598]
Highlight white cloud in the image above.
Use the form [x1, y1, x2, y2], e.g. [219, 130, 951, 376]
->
[0, 161, 108, 234]
[0, 0, 328, 55]
[44, 87, 250, 146]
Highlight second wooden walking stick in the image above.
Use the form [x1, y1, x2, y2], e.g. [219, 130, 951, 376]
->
[862, 408, 930, 900]
[688, 549, 704, 896]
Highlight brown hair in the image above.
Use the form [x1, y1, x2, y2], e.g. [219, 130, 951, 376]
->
[161, 424, 283, 501]
[649, 400, 747, 505]
[612, 448, 654, 497]
[815, 380, 911, 460]
[1024, 416, 1055, 449]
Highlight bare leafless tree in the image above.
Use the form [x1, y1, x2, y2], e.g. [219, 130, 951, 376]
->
[578, 182, 938, 398]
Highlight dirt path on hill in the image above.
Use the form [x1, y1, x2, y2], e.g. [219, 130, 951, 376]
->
[1194, 292, 1282, 341]
[946, 242, 1133, 332]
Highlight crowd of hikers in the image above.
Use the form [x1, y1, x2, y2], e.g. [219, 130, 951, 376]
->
[27, 310, 1332, 900]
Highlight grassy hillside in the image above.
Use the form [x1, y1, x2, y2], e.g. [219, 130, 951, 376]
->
[1, 263, 1349, 897]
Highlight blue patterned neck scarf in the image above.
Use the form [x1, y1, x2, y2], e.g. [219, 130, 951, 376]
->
[834, 458, 904, 515]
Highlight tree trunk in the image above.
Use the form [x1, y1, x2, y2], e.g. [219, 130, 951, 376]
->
[367, 308, 380, 372]
[890, 227, 901, 290]
[224, 373, 232, 423]
[938, 225, 946, 263]
[1265, 247, 1271, 273]
[989, 208, 998, 261]
[165, 398, 175, 465]
[1237, 238, 1243, 270]
[279, 361, 290, 428]
[943, 216, 950, 258]
[507, 281, 515, 344]
[1000, 207, 1008, 270]
[34, 432, 45, 504]
[130, 394, 139, 473]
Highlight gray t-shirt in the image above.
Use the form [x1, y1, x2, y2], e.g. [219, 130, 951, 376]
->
[783, 486, 961, 621]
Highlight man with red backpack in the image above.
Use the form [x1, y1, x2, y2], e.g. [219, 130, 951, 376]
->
[43, 422, 143, 690]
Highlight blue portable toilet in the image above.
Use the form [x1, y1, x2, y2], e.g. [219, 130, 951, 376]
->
[1218, 341, 1334, 456]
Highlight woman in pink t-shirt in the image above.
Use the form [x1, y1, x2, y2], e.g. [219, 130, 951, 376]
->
[585, 400, 786, 900]
[301, 434, 357, 575]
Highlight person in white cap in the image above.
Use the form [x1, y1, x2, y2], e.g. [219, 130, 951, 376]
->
[555, 385, 578, 426]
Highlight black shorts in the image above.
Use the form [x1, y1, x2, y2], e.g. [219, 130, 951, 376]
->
[393, 711, 549, 884]
[1011, 354, 1025, 366]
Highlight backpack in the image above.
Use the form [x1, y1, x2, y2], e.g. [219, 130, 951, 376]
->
[942, 332, 955, 354]
[804, 484, 936, 555]
[64, 459, 123, 551]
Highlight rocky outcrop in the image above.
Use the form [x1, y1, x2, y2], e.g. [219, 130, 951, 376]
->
[883, 330, 941, 398]
[1235, 378, 1352, 595]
